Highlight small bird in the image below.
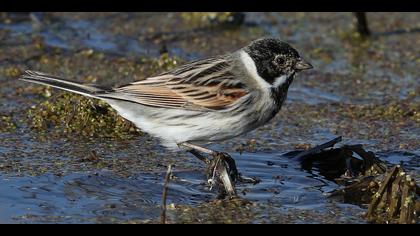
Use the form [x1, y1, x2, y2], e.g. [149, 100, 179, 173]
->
[20, 38, 312, 184]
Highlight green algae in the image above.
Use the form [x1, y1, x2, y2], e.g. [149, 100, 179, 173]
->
[0, 114, 17, 132]
[138, 53, 182, 77]
[169, 198, 257, 224]
[338, 101, 420, 123]
[27, 93, 140, 139]
[160, 198, 364, 224]
[2, 66, 22, 78]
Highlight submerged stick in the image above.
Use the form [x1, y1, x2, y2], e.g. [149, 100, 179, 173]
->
[295, 136, 342, 159]
[161, 164, 172, 224]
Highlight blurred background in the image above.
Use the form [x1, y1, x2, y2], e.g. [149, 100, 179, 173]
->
[0, 12, 418, 223]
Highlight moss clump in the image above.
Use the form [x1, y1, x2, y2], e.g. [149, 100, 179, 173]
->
[0, 115, 17, 132]
[338, 101, 420, 123]
[27, 93, 141, 139]
[140, 53, 181, 75]
[170, 198, 256, 224]
[2, 66, 22, 78]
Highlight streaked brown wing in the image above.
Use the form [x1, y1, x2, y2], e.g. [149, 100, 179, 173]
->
[98, 57, 248, 110]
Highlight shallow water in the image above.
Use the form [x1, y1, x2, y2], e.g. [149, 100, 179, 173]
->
[1, 148, 417, 223]
[0, 12, 419, 223]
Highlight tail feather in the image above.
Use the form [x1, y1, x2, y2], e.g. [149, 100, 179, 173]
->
[19, 70, 106, 98]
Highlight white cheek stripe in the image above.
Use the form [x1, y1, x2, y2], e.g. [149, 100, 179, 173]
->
[240, 50, 288, 90]
[240, 50, 271, 89]
[273, 75, 288, 87]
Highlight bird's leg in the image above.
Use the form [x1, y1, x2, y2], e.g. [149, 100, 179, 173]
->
[179, 142, 239, 178]
[178, 142, 215, 155]
[210, 151, 238, 183]
[188, 149, 211, 164]
[179, 142, 260, 192]
[208, 150, 260, 184]
[214, 153, 260, 185]
[178, 142, 238, 196]
[178, 142, 213, 164]
[209, 153, 236, 197]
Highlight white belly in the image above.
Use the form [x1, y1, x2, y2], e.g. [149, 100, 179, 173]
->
[107, 101, 248, 150]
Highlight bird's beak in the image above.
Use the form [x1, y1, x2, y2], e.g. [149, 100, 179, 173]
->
[294, 58, 313, 71]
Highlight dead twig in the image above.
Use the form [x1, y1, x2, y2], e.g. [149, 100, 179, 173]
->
[366, 166, 399, 220]
[160, 164, 172, 224]
[295, 136, 342, 159]
[353, 12, 371, 37]
[399, 175, 417, 224]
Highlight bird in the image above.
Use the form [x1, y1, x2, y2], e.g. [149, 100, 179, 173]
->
[19, 38, 313, 191]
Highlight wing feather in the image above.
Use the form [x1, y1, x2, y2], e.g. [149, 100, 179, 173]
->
[98, 56, 249, 110]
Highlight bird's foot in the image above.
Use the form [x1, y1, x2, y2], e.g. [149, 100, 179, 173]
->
[207, 151, 237, 197]
[210, 151, 260, 184]
[179, 142, 260, 197]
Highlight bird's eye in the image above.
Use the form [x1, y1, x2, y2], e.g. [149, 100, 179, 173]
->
[275, 56, 285, 65]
